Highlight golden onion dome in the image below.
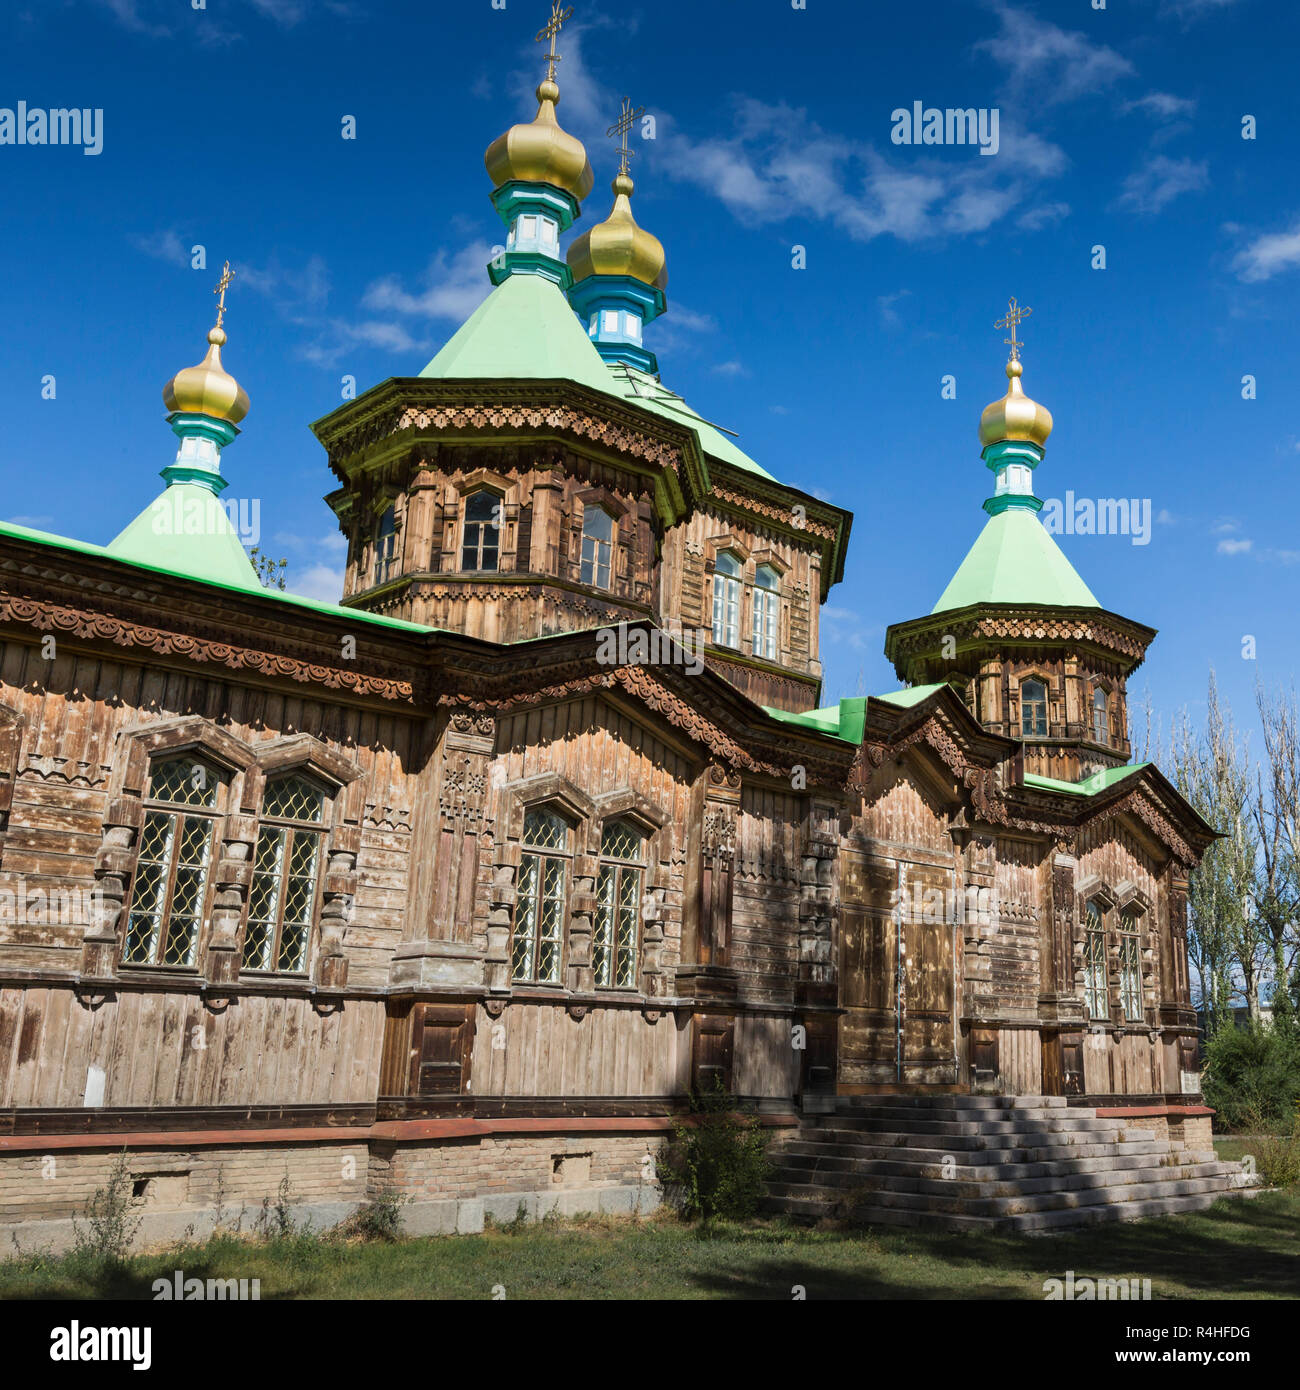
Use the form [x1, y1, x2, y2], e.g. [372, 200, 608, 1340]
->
[978, 358, 1052, 450]
[567, 173, 667, 290]
[484, 80, 595, 202]
[162, 326, 250, 425]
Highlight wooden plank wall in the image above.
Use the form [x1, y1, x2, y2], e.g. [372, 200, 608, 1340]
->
[732, 784, 802, 1005]
[0, 984, 386, 1109]
[468, 1001, 690, 1098]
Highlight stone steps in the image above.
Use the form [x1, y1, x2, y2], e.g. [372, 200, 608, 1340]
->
[762, 1094, 1255, 1232]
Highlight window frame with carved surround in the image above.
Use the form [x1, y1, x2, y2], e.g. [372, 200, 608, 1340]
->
[1119, 908, 1143, 1021]
[374, 504, 399, 585]
[1084, 899, 1109, 1021]
[711, 551, 742, 649]
[122, 755, 225, 970]
[460, 489, 502, 574]
[1092, 684, 1110, 746]
[593, 820, 644, 989]
[512, 807, 572, 985]
[242, 773, 329, 976]
[1020, 676, 1049, 738]
[580, 505, 615, 590]
[752, 563, 780, 661]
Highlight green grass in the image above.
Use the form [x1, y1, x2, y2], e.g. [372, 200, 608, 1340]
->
[2, 1190, 1297, 1300]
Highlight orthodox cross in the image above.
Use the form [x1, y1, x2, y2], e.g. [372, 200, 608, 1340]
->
[213, 261, 235, 330]
[994, 296, 1032, 362]
[606, 96, 645, 177]
[535, 1, 573, 83]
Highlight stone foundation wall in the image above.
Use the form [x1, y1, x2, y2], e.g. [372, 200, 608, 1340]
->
[0, 1128, 667, 1253]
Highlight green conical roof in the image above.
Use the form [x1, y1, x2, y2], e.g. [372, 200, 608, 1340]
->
[420, 273, 615, 393]
[612, 365, 775, 481]
[932, 506, 1099, 614]
[416, 273, 782, 482]
[106, 483, 263, 593]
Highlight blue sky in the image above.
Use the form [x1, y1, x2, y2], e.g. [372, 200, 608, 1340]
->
[4, 0, 1299, 751]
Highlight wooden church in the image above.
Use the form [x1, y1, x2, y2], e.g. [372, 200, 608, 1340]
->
[0, 7, 1243, 1239]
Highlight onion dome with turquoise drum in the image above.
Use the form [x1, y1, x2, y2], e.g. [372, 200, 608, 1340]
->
[483, 2, 594, 289]
[106, 263, 263, 593]
[930, 299, 1097, 614]
[567, 98, 667, 375]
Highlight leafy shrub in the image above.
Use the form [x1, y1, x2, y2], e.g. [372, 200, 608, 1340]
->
[1247, 1118, 1300, 1187]
[659, 1081, 772, 1221]
[71, 1152, 145, 1269]
[345, 1188, 410, 1242]
[1202, 1022, 1300, 1132]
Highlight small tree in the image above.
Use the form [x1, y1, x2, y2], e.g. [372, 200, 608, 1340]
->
[247, 547, 288, 590]
[658, 1079, 772, 1221]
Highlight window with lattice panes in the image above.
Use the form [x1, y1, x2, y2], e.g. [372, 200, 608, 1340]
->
[1092, 686, 1110, 745]
[1119, 911, 1143, 1021]
[512, 808, 570, 984]
[580, 506, 614, 589]
[122, 756, 223, 968]
[594, 821, 644, 989]
[461, 490, 500, 573]
[752, 564, 779, 661]
[1021, 678, 1048, 737]
[374, 505, 398, 584]
[1084, 901, 1108, 1020]
[711, 551, 741, 648]
[243, 774, 326, 974]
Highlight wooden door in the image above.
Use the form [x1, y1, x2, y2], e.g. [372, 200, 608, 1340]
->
[838, 854, 958, 1086]
[899, 862, 956, 1073]
[838, 854, 899, 1085]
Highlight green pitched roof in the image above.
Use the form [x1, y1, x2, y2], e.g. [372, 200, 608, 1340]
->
[416, 271, 782, 483]
[612, 365, 776, 481]
[873, 683, 947, 710]
[1, 516, 431, 634]
[763, 697, 865, 744]
[1023, 763, 1148, 797]
[933, 507, 1099, 614]
[420, 273, 615, 395]
[106, 483, 265, 593]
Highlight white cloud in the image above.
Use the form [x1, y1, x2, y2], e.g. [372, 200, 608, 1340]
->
[288, 562, 347, 603]
[710, 360, 748, 378]
[129, 228, 190, 267]
[1123, 92, 1196, 119]
[1217, 538, 1252, 555]
[976, 2, 1134, 103]
[1117, 155, 1208, 215]
[877, 289, 911, 328]
[236, 253, 330, 313]
[1017, 201, 1070, 231]
[361, 242, 494, 324]
[1232, 219, 1300, 283]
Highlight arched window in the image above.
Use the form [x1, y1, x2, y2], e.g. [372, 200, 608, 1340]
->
[461, 491, 500, 573]
[752, 564, 779, 661]
[711, 551, 741, 648]
[580, 506, 614, 590]
[1021, 678, 1048, 737]
[244, 774, 326, 974]
[1092, 687, 1110, 745]
[1119, 908, 1143, 1021]
[1084, 900, 1108, 1020]
[123, 756, 223, 968]
[374, 505, 398, 584]
[513, 808, 570, 984]
[594, 821, 644, 988]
